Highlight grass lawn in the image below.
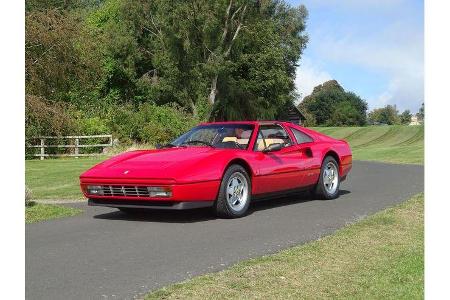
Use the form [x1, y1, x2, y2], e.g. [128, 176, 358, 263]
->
[25, 203, 82, 224]
[313, 125, 424, 164]
[25, 156, 104, 199]
[145, 193, 424, 299]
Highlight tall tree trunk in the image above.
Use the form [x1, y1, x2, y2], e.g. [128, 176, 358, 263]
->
[190, 100, 198, 118]
[205, 2, 247, 119]
[208, 74, 218, 105]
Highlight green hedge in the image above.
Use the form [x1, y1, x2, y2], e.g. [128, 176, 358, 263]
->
[26, 96, 200, 153]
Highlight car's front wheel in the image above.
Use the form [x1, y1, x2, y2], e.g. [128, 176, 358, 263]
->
[314, 156, 340, 199]
[214, 164, 251, 218]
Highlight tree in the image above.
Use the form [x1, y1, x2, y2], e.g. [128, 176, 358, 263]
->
[25, 95, 78, 138]
[368, 105, 400, 125]
[298, 80, 367, 126]
[88, 0, 308, 120]
[298, 108, 316, 127]
[25, 8, 102, 103]
[206, 0, 249, 106]
[26, 0, 100, 11]
[212, 1, 308, 120]
[330, 101, 362, 126]
[399, 110, 412, 125]
[416, 103, 424, 122]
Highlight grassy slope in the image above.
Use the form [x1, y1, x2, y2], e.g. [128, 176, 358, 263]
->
[25, 203, 82, 223]
[146, 193, 424, 299]
[313, 125, 424, 164]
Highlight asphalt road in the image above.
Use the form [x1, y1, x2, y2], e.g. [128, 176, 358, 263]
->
[26, 161, 424, 300]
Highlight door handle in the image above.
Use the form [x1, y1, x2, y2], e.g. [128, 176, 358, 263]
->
[299, 147, 313, 158]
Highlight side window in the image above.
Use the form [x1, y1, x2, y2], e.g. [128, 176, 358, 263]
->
[254, 125, 293, 151]
[291, 128, 313, 144]
[254, 131, 266, 151]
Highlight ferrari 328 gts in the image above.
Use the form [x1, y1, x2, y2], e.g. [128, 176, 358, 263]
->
[80, 121, 352, 218]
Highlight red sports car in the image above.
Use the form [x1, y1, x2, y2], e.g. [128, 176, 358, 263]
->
[80, 121, 352, 218]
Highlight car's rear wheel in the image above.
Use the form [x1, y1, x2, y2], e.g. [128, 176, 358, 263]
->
[314, 156, 340, 199]
[214, 164, 251, 218]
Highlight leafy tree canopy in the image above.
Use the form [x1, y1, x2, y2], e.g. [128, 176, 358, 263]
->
[368, 105, 400, 125]
[416, 103, 424, 122]
[399, 110, 412, 125]
[298, 80, 367, 126]
[81, 0, 309, 120]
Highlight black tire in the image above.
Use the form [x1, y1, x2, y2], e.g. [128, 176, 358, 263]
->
[314, 156, 340, 200]
[214, 164, 251, 218]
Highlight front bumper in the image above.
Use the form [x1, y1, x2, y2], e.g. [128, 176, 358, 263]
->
[88, 198, 214, 210]
[80, 179, 220, 209]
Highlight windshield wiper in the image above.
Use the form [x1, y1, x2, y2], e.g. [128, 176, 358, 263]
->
[157, 143, 186, 149]
[180, 140, 214, 147]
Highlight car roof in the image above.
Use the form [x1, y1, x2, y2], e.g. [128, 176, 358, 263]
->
[199, 121, 293, 126]
[196, 121, 319, 140]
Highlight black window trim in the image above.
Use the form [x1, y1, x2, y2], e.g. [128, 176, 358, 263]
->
[288, 126, 314, 145]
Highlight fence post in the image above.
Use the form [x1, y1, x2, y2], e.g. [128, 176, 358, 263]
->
[40, 138, 45, 160]
[74, 138, 79, 158]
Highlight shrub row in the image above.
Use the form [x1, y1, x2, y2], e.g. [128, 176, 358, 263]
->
[26, 95, 200, 151]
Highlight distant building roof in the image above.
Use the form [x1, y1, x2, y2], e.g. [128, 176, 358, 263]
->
[276, 102, 306, 125]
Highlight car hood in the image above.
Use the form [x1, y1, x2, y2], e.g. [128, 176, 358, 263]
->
[80, 147, 217, 182]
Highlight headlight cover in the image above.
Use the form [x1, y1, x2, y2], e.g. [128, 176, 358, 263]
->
[87, 185, 103, 195]
[147, 186, 172, 197]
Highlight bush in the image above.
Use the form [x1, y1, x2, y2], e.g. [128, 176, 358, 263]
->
[93, 102, 199, 145]
[26, 95, 81, 157]
[79, 117, 110, 135]
[25, 95, 201, 155]
[26, 95, 79, 138]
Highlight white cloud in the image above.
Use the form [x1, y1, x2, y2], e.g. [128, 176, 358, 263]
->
[289, 0, 424, 112]
[370, 75, 423, 111]
[315, 22, 423, 78]
[310, 19, 424, 111]
[294, 59, 332, 104]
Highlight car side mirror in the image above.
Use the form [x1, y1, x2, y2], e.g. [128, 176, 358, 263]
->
[262, 143, 283, 153]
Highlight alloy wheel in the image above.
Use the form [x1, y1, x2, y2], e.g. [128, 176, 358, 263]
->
[323, 161, 338, 194]
[226, 172, 249, 212]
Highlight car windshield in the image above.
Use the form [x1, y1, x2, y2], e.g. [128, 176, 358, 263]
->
[171, 124, 254, 149]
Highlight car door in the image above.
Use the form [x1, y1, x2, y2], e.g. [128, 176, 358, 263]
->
[250, 124, 304, 195]
[288, 126, 322, 186]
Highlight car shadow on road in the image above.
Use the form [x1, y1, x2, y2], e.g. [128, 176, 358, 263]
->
[93, 207, 217, 223]
[93, 190, 351, 224]
[249, 189, 350, 213]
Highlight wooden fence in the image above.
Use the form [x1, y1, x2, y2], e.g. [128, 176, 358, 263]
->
[26, 134, 113, 160]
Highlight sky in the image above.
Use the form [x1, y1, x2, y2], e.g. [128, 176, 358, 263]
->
[288, 0, 424, 113]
